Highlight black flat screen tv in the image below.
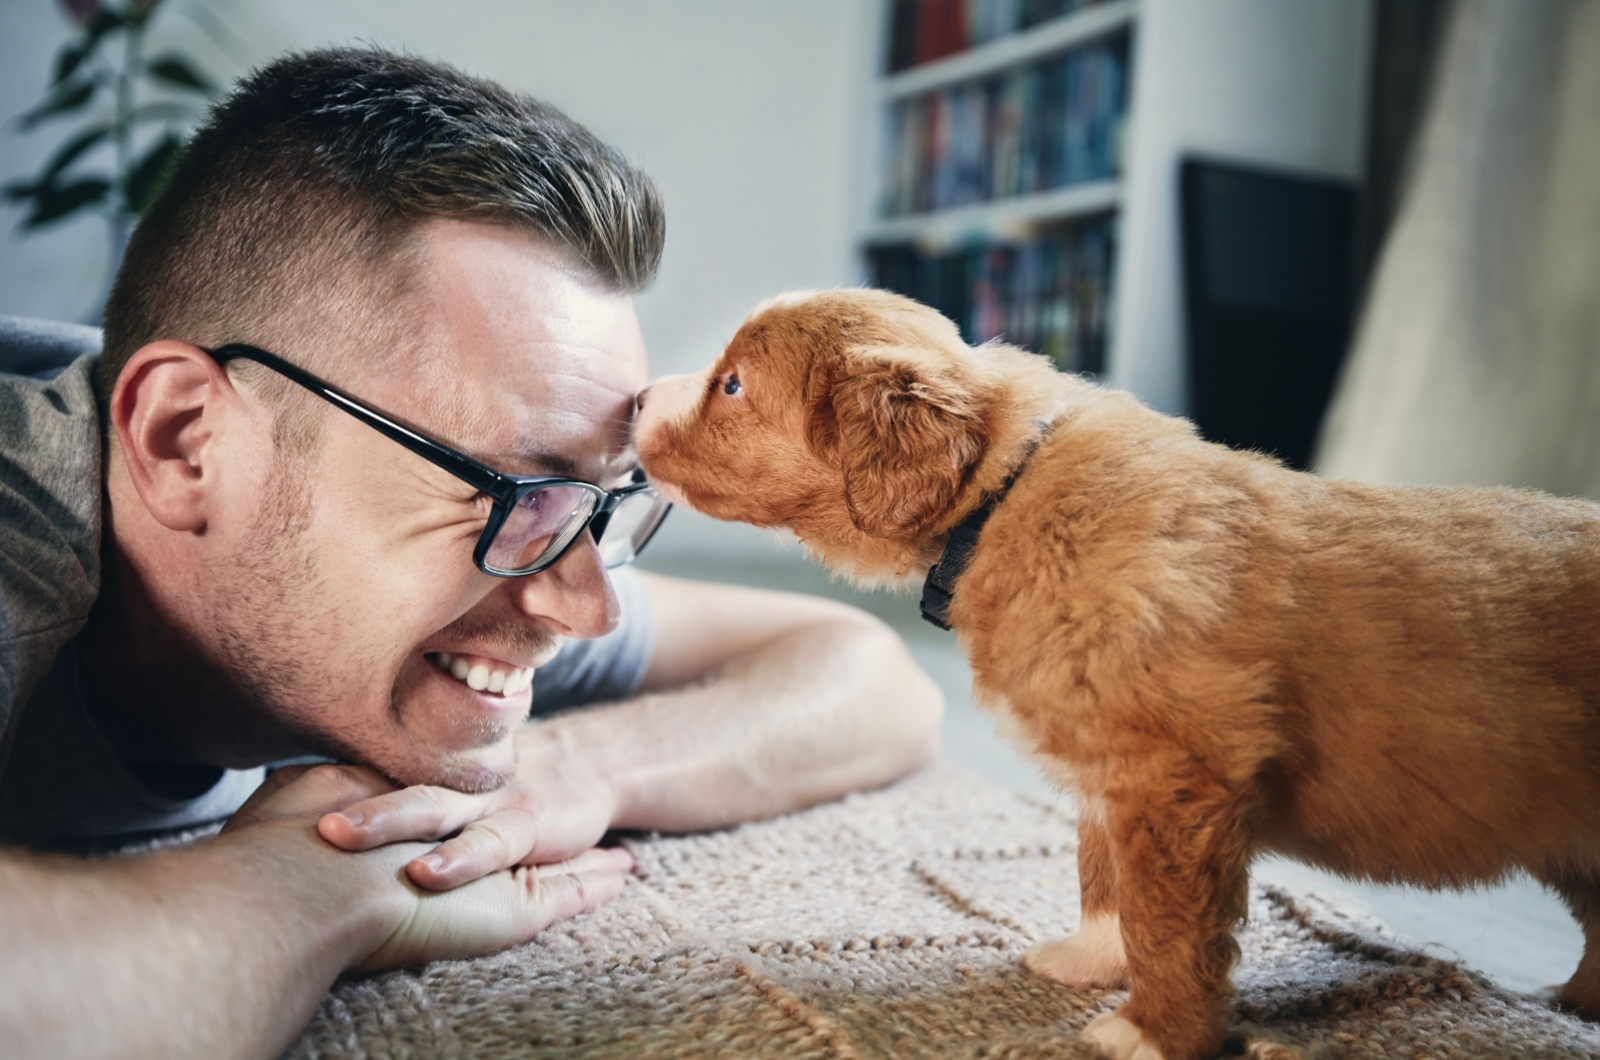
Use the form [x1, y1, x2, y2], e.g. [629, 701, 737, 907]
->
[1180, 157, 1358, 471]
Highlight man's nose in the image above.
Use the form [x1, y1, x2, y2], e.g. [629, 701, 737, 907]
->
[503, 532, 620, 639]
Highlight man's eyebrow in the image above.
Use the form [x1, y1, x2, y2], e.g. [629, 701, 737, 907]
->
[488, 448, 636, 484]
[488, 449, 583, 479]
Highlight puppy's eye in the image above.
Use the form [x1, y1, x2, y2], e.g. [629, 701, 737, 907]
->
[722, 372, 743, 396]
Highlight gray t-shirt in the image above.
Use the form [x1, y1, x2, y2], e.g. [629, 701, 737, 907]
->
[0, 353, 654, 846]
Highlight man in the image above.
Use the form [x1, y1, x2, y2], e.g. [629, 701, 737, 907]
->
[0, 48, 942, 1058]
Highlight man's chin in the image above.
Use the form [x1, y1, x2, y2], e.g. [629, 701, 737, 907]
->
[382, 738, 520, 793]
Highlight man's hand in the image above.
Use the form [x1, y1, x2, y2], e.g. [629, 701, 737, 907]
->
[313, 736, 619, 892]
[224, 762, 632, 969]
[351, 844, 631, 972]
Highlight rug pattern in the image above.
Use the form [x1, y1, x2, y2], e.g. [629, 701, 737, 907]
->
[285, 765, 1599, 1059]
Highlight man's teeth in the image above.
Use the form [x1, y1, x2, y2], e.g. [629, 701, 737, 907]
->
[429, 652, 534, 697]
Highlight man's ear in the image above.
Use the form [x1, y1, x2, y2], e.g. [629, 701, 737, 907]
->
[825, 345, 989, 538]
[109, 341, 239, 533]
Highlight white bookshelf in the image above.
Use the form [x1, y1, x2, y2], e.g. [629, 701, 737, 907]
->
[862, 178, 1120, 250]
[859, 0, 1375, 416]
[879, 0, 1139, 102]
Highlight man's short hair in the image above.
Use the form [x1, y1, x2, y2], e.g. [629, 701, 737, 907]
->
[98, 47, 665, 418]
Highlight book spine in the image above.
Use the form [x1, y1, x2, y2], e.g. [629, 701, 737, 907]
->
[892, 0, 1107, 71]
[867, 214, 1117, 374]
[881, 24, 1129, 219]
[887, 0, 919, 73]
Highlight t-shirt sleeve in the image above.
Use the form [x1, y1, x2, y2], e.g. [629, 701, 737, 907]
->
[529, 565, 654, 717]
[0, 355, 103, 769]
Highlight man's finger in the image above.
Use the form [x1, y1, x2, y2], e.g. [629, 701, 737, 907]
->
[403, 809, 620, 891]
[352, 847, 634, 972]
[317, 783, 508, 851]
[517, 852, 633, 923]
[527, 847, 635, 879]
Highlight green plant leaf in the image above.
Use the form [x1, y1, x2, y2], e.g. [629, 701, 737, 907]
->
[35, 123, 113, 186]
[3, 178, 45, 203]
[84, 8, 128, 36]
[125, 3, 157, 29]
[22, 177, 111, 228]
[18, 79, 98, 129]
[53, 41, 92, 87]
[124, 132, 184, 214]
[146, 55, 214, 94]
[52, 8, 125, 86]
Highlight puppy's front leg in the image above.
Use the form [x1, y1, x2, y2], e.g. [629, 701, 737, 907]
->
[1080, 757, 1249, 1060]
[1024, 813, 1129, 987]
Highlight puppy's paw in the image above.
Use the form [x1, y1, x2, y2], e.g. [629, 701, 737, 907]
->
[1237, 1035, 1303, 1059]
[1550, 984, 1600, 1022]
[1081, 1012, 1165, 1060]
[1022, 914, 1127, 988]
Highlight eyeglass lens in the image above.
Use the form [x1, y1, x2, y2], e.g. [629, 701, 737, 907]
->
[482, 484, 668, 574]
[596, 490, 667, 566]
[483, 484, 599, 574]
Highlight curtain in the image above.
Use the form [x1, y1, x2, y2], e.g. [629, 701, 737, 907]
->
[1314, 0, 1600, 498]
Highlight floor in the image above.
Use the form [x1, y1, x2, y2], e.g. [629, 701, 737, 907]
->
[642, 543, 1579, 1001]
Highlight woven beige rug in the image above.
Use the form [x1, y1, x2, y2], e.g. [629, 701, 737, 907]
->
[284, 764, 1599, 1059]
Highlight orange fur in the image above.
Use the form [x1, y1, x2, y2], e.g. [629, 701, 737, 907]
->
[635, 288, 1600, 1060]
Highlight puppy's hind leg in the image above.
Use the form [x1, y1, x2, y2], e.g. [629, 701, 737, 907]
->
[1537, 864, 1600, 1020]
[1024, 813, 1129, 988]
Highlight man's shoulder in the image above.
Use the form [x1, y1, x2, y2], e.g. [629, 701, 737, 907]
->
[0, 336, 105, 741]
[0, 349, 105, 618]
[0, 317, 102, 381]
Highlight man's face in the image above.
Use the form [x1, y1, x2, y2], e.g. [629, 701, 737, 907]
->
[208, 220, 647, 791]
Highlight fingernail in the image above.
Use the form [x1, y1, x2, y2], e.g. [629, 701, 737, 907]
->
[339, 810, 365, 827]
[417, 854, 445, 872]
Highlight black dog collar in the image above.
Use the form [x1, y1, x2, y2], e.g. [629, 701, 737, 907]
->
[919, 500, 999, 631]
[919, 435, 1043, 631]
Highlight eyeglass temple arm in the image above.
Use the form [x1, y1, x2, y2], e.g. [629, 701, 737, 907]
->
[208, 343, 510, 498]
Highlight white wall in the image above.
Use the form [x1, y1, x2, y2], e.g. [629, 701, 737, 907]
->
[1111, 0, 1374, 414]
[2, 0, 1375, 564]
[0, 0, 874, 562]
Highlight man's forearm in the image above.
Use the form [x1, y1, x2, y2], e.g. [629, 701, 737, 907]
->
[526, 615, 943, 833]
[0, 836, 370, 1060]
[0, 761, 622, 1060]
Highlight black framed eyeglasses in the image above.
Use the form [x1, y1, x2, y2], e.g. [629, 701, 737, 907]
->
[208, 343, 670, 578]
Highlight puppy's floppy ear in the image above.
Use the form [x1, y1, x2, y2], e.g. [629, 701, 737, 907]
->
[822, 345, 989, 538]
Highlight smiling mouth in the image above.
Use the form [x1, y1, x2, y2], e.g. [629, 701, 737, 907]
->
[426, 652, 535, 698]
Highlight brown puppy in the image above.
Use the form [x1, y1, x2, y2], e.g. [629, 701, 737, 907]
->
[634, 288, 1600, 1060]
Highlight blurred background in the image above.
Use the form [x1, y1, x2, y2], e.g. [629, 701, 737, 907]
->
[3, 0, 1594, 1007]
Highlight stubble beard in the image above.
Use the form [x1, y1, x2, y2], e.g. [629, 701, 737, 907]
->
[202, 450, 534, 792]
[197, 453, 366, 769]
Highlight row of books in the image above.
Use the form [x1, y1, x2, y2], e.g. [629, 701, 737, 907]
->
[882, 38, 1127, 217]
[887, 0, 1114, 72]
[866, 216, 1117, 376]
